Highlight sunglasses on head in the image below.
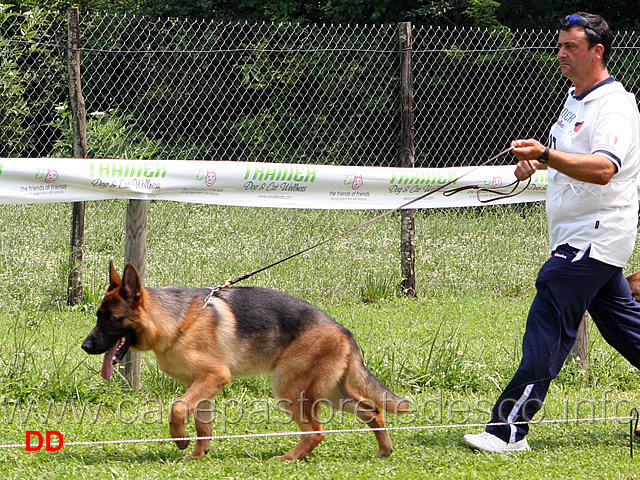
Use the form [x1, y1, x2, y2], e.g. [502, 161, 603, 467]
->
[563, 14, 600, 38]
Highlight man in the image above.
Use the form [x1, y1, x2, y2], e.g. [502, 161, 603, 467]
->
[463, 12, 640, 453]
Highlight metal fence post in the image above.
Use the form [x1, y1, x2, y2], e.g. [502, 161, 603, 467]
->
[399, 21, 416, 297]
[66, 7, 86, 305]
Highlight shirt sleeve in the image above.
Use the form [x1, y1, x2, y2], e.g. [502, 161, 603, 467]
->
[590, 93, 637, 171]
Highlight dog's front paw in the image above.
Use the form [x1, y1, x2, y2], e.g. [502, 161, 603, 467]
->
[184, 449, 208, 461]
[271, 452, 305, 461]
[175, 438, 190, 450]
[170, 423, 190, 450]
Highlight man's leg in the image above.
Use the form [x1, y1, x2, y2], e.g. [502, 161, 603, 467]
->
[588, 268, 640, 370]
[465, 245, 614, 450]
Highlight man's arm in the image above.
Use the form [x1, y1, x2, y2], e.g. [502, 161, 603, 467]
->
[511, 138, 616, 185]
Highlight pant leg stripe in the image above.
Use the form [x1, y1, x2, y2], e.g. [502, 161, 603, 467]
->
[507, 383, 534, 443]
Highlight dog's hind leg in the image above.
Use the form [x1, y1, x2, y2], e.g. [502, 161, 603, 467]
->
[170, 370, 231, 459]
[330, 385, 393, 457]
[270, 324, 354, 460]
[355, 403, 393, 457]
[272, 388, 325, 461]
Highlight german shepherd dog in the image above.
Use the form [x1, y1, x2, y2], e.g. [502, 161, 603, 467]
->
[82, 262, 411, 460]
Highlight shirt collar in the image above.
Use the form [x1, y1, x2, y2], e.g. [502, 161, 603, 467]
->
[572, 75, 616, 100]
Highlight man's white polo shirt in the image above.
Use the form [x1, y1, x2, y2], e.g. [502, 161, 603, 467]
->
[547, 77, 640, 267]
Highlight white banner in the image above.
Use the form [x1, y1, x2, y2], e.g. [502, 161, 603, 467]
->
[0, 158, 549, 209]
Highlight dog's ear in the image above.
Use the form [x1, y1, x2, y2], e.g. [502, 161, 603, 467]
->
[108, 261, 121, 291]
[120, 263, 142, 304]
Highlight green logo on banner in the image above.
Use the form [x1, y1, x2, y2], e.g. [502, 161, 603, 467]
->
[90, 161, 167, 178]
[390, 169, 458, 185]
[244, 164, 317, 183]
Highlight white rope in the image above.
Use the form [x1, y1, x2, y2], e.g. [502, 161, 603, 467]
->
[2, 415, 634, 449]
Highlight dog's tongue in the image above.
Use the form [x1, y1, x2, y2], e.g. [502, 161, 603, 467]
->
[101, 340, 121, 380]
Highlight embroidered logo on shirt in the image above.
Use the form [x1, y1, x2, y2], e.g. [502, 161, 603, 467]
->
[573, 121, 584, 133]
[604, 133, 619, 145]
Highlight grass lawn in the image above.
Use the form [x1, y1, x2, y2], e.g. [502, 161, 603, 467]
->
[2, 202, 640, 478]
[1, 293, 639, 479]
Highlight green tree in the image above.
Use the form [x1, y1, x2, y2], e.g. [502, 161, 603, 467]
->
[10, 0, 474, 26]
[15, 0, 640, 30]
[495, 0, 640, 31]
[0, 5, 67, 157]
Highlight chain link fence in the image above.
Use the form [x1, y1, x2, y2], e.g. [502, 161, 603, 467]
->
[2, 10, 640, 307]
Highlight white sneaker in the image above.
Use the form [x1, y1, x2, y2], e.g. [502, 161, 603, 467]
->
[462, 432, 531, 452]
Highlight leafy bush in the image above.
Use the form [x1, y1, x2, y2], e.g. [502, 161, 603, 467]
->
[0, 6, 66, 157]
[50, 106, 163, 159]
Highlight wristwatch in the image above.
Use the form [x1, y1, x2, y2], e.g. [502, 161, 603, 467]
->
[538, 146, 550, 164]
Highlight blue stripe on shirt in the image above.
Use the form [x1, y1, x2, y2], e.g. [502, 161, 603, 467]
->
[593, 149, 622, 170]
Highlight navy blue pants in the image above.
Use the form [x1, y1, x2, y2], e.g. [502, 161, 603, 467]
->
[486, 243, 640, 443]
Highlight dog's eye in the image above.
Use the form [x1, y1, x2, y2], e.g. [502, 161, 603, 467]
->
[97, 309, 124, 324]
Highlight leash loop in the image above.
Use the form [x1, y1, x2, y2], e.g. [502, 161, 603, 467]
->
[443, 177, 531, 203]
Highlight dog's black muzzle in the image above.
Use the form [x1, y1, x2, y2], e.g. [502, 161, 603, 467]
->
[81, 325, 135, 355]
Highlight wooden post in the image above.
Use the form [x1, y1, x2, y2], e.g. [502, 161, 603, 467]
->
[120, 199, 148, 391]
[399, 22, 416, 297]
[570, 313, 589, 374]
[66, 7, 87, 305]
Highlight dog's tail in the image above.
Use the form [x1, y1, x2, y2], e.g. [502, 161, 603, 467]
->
[345, 347, 412, 416]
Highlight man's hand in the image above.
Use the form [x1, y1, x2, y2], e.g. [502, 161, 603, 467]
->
[511, 138, 547, 181]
